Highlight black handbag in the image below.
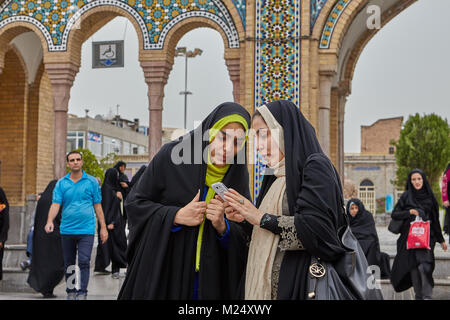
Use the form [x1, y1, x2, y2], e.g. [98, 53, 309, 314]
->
[306, 160, 384, 300]
[388, 218, 403, 234]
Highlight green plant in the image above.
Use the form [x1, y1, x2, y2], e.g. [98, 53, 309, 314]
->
[392, 113, 450, 206]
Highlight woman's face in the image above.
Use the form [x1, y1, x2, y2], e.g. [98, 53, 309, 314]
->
[209, 122, 246, 167]
[411, 173, 423, 190]
[252, 115, 284, 167]
[350, 204, 359, 217]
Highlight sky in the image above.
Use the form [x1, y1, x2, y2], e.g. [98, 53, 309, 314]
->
[68, 0, 450, 153]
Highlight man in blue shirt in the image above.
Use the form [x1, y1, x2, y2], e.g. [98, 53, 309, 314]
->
[45, 151, 108, 300]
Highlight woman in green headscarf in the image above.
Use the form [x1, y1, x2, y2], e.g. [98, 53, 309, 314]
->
[119, 102, 251, 300]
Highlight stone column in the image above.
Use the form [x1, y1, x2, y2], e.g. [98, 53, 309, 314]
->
[225, 58, 240, 104]
[45, 63, 79, 179]
[141, 60, 172, 161]
[337, 82, 350, 180]
[318, 72, 334, 156]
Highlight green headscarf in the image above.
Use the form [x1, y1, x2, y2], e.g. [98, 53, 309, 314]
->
[195, 114, 249, 272]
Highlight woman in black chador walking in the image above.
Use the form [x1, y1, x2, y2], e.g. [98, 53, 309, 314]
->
[27, 180, 64, 298]
[94, 168, 127, 278]
[390, 169, 448, 300]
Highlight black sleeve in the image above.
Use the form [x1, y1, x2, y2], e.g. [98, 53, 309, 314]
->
[391, 195, 411, 221]
[0, 203, 9, 243]
[260, 213, 281, 234]
[293, 155, 346, 262]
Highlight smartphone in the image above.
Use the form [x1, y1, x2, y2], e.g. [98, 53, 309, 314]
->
[211, 182, 229, 201]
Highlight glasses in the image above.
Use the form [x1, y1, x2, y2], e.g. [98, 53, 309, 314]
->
[68, 158, 82, 162]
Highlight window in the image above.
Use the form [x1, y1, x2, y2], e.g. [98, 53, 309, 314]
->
[123, 141, 131, 155]
[103, 136, 121, 155]
[358, 179, 376, 214]
[87, 132, 102, 157]
[389, 146, 395, 154]
[67, 131, 85, 153]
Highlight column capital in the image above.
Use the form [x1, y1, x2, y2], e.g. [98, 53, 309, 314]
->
[140, 60, 172, 84]
[225, 57, 241, 103]
[45, 62, 79, 86]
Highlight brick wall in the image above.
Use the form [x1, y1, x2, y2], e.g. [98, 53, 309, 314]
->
[36, 65, 54, 193]
[0, 47, 28, 206]
[361, 117, 403, 154]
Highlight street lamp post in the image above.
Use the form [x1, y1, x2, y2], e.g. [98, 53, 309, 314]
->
[175, 47, 203, 129]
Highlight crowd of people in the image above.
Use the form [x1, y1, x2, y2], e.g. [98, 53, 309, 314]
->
[0, 100, 449, 300]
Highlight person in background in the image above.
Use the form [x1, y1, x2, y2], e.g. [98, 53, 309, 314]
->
[346, 198, 391, 279]
[20, 192, 42, 271]
[45, 151, 108, 300]
[390, 169, 448, 300]
[94, 168, 127, 279]
[0, 187, 9, 282]
[27, 180, 64, 298]
[114, 161, 130, 222]
[442, 163, 450, 240]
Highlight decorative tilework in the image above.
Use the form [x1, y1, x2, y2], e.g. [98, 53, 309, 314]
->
[253, 0, 301, 200]
[310, 0, 327, 32]
[231, 0, 245, 29]
[252, 146, 266, 205]
[0, 0, 240, 51]
[319, 0, 351, 49]
[254, 0, 301, 108]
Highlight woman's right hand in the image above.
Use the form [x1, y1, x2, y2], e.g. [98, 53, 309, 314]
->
[409, 209, 419, 216]
[224, 202, 245, 223]
[174, 190, 206, 227]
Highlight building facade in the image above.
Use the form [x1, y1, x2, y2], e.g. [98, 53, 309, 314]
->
[344, 117, 404, 214]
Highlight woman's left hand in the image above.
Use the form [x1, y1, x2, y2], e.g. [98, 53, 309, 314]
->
[206, 196, 227, 235]
[224, 188, 264, 226]
[441, 242, 448, 252]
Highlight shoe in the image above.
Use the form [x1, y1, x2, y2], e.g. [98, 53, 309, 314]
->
[76, 293, 87, 300]
[67, 292, 77, 300]
[112, 272, 120, 279]
[95, 269, 111, 275]
[42, 293, 56, 299]
[20, 260, 30, 271]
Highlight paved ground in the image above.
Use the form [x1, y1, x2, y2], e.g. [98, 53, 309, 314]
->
[0, 226, 449, 300]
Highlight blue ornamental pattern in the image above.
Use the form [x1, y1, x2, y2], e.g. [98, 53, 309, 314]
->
[0, 0, 240, 51]
[231, 0, 245, 29]
[310, 0, 327, 32]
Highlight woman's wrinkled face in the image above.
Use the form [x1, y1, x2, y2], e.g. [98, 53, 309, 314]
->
[350, 204, 359, 217]
[209, 122, 246, 167]
[252, 115, 284, 167]
[411, 173, 423, 190]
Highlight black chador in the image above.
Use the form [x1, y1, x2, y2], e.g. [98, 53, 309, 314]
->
[118, 102, 251, 300]
[94, 168, 127, 273]
[346, 198, 391, 279]
[390, 169, 445, 292]
[27, 180, 64, 295]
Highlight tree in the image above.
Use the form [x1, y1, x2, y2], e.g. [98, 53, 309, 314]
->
[99, 153, 119, 172]
[392, 113, 450, 205]
[66, 148, 105, 182]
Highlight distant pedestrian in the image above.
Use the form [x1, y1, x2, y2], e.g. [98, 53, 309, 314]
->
[45, 151, 108, 300]
[442, 163, 450, 240]
[94, 168, 127, 279]
[0, 186, 9, 281]
[27, 180, 64, 298]
[346, 198, 391, 279]
[20, 192, 42, 271]
[390, 169, 448, 300]
[114, 161, 130, 221]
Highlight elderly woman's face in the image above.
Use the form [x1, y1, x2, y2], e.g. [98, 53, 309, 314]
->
[411, 173, 423, 190]
[252, 115, 284, 167]
[350, 204, 359, 217]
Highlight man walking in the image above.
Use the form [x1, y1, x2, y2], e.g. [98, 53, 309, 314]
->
[45, 151, 108, 300]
